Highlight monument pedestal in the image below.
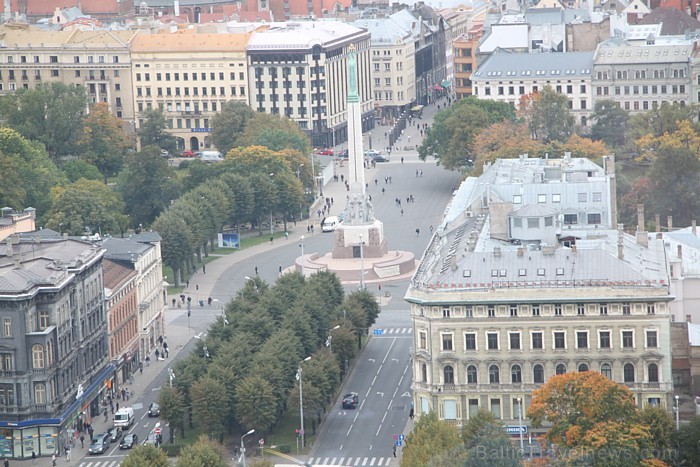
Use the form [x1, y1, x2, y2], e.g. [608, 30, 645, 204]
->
[332, 221, 388, 259]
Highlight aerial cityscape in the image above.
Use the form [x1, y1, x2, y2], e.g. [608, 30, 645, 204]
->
[1, 0, 700, 466]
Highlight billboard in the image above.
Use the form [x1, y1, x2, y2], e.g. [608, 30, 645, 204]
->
[218, 232, 240, 249]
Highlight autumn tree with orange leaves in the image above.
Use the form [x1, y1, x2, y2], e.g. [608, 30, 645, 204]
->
[528, 372, 671, 467]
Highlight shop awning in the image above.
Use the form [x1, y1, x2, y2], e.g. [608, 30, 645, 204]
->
[441, 79, 453, 87]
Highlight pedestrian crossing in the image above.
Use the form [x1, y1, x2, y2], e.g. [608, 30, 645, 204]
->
[374, 327, 413, 335]
[79, 460, 120, 467]
[307, 456, 393, 466]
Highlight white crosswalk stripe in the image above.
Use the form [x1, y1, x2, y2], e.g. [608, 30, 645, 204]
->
[308, 457, 393, 466]
[79, 461, 120, 467]
[381, 327, 413, 334]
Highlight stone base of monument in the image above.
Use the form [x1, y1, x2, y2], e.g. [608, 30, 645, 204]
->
[332, 221, 388, 258]
[294, 250, 417, 283]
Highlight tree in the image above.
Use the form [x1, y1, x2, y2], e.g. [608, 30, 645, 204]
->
[78, 102, 133, 181]
[121, 445, 169, 467]
[528, 372, 652, 466]
[152, 212, 193, 286]
[0, 82, 86, 157]
[647, 144, 700, 226]
[619, 177, 654, 228]
[518, 87, 574, 143]
[548, 134, 609, 162]
[472, 121, 542, 174]
[628, 101, 698, 141]
[45, 178, 129, 236]
[460, 410, 520, 467]
[635, 120, 700, 164]
[158, 386, 186, 443]
[61, 159, 103, 183]
[176, 435, 227, 467]
[191, 377, 228, 437]
[235, 374, 278, 434]
[401, 412, 462, 466]
[211, 100, 256, 155]
[638, 406, 674, 454]
[676, 415, 700, 465]
[117, 145, 178, 228]
[345, 289, 380, 328]
[137, 108, 177, 153]
[238, 112, 312, 155]
[591, 99, 629, 148]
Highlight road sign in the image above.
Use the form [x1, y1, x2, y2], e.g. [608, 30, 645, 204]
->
[398, 434, 405, 441]
[373, 329, 384, 335]
[393, 434, 398, 441]
[299, 429, 305, 436]
[395, 440, 403, 447]
[505, 425, 527, 435]
[259, 438, 265, 447]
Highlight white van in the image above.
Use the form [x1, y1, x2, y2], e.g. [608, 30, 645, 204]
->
[198, 151, 224, 163]
[114, 407, 135, 428]
[322, 216, 340, 232]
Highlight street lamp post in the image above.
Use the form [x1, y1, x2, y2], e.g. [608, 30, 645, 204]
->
[369, 132, 372, 150]
[310, 154, 316, 200]
[212, 299, 227, 326]
[359, 234, 365, 290]
[675, 395, 680, 430]
[517, 397, 524, 453]
[167, 368, 175, 388]
[269, 173, 275, 241]
[327, 325, 340, 353]
[300, 236, 305, 277]
[240, 428, 255, 467]
[298, 356, 312, 449]
[296, 163, 304, 179]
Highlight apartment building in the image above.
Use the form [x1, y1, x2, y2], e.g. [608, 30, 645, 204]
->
[352, 17, 416, 119]
[472, 51, 594, 126]
[130, 27, 253, 152]
[453, 28, 481, 98]
[592, 38, 693, 113]
[0, 235, 110, 459]
[0, 25, 137, 129]
[406, 155, 673, 434]
[247, 21, 373, 149]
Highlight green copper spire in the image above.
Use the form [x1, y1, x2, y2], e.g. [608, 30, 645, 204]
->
[348, 44, 359, 104]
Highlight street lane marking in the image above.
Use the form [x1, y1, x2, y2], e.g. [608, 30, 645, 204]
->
[363, 458, 369, 466]
[381, 338, 396, 364]
[331, 457, 337, 464]
[375, 423, 382, 437]
[371, 458, 376, 466]
[339, 457, 345, 465]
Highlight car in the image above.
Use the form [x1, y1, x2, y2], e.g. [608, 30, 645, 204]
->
[371, 154, 390, 163]
[119, 433, 138, 450]
[315, 147, 334, 156]
[160, 149, 171, 158]
[88, 433, 111, 455]
[342, 392, 359, 409]
[364, 150, 380, 158]
[106, 426, 122, 443]
[180, 150, 196, 158]
[148, 402, 161, 417]
[338, 149, 349, 159]
[143, 432, 162, 447]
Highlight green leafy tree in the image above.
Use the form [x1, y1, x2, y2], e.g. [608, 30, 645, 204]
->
[273, 170, 304, 231]
[152, 212, 193, 286]
[239, 112, 312, 155]
[45, 178, 128, 236]
[647, 144, 700, 227]
[0, 82, 86, 157]
[591, 99, 629, 148]
[220, 173, 254, 226]
[206, 361, 238, 432]
[61, 159, 103, 183]
[401, 412, 462, 466]
[78, 102, 133, 181]
[628, 101, 698, 141]
[158, 386, 186, 443]
[121, 445, 169, 467]
[461, 410, 520, 467]
[639, 406, 674, 454]
[235, 374, 278, 434]
[345, 289, 380, 328]
[211, 100, 256, 155]
[518, 86, 574, 143]
[191, 376, 228, 437]
[676, 415, 700, 465]
[137, 108, 177, 153]
[176, 435, 227, 467]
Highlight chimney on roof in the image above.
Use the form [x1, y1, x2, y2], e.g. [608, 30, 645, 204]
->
[636, 205, 648, 247]
[571, 244, 577, 253]
[617, 227, 624, 260]
[668, 216, 673, 232]
[678, 244, 683, 259]
[494, 246, 501, 257]
[5, 237, 12, 257]
[693, 220, 697, 236]
[517, 247, 525, 256]
[655, 214, 661, 233]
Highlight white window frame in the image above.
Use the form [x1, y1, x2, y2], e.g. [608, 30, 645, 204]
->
[441, 332, 454, 352]
[418, 331, 427, 350]
[486, 331, 500, 350]
[464, 332, 478, 351]
[620, 329, 636, 349]
[530, 331, 544, 350]
[644, 328, 658, 349]
[508, 331, 522, 350]
[552, 330, 567, 350]
[598, 329, 613, 350]
[575, 330, 589, 350]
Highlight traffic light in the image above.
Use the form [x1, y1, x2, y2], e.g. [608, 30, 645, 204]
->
[295, 429, 300, 437]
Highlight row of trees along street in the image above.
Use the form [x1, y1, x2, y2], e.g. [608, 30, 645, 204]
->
[134, 272, 379, 460]
[402, 371, 697, 467]
[0, 84, 318, 287]
[419, 89, 700, 228]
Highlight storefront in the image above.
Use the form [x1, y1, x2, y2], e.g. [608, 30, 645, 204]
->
[0, 364, 114, 459]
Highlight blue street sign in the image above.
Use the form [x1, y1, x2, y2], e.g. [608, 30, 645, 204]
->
[373, 329, 384, 335]
[398, 434, 405, 441]
[395, 440, 402, 447]
[505, 425, 527, 435]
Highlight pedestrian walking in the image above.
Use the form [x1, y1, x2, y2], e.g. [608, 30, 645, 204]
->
[416, 228, 420, 237]
[80, 435, 84, 448]
[382, 188, 385, 195]
[5, 457, 10, 467]
[145, 355, 150, 366]
[66, 446, 71, 461]
[401, 156, 404, 164]
[279, 265, 283, 274]
[410, 408, 415, 419]
[155, 349, 160, 360]
[139, 362, 144, 374]
[393, 445, 397, 457]
[416, 170, 419, 177]
[202, 264, 206, 274]
[186, 279, 189, 288]
[32, 451, 37, 464]
[255, 266, 258, 275]
[374, 178, 378, 186]
[430, 225, 434, 234]
[401, 209, 404, 216]
[51, 453, 56, 467]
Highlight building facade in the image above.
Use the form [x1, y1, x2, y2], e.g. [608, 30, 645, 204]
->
[130, 27, 253, 152]
[247, 21, 374, 149]
[0, 235, 110, 460]
[0, 208, 36, 243]
[406, 155, 673, 436]
[0, 25, 137, 131]
[453, 31, 480, 98]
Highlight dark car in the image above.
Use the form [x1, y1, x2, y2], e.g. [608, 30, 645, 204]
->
[119, 433, 138, 450]
[342, 392, 359, 409]
[148, 402, 161, 417]
[106, 426, 122, 443]
[88, 433, 110, 455]
[371, 154, 390, 163]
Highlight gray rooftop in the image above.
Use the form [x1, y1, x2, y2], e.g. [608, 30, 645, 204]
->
[351, 17, 414, 45]
[247, 21, 367, 50]
[594, 40, 694, 64]
[472, 50, 594, 81]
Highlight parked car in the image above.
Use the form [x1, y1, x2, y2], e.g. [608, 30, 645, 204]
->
[106, 426, 122, 443]
[88, 433, 111, 455]
[119, 433, 138, 450]
[338, 149, 349, 159]
[342, 392, 359, 409]
[364, 150, 380, 158]
[371, 153, 390, 163]
[143, 432, 162, 447]
[160, 149, 171, 158]
[180, 149, 196, 158]
[148, 402, 161, 417]
[315, 147, 334, 156]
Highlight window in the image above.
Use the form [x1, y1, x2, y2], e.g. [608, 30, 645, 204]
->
[647, 303, 655, 315]
[600, 304, 608, 315]
[39, 311, 49, 330]
[510, 305, 518, 317]
[465, 333, 477, 351]
[490, 398, 501, 418]
[442, 333, 453, 351]
[34, 383, 46, 404]
[509, 332, 521, 350]
[578, 363, 589, 372]
[532, 304, 540, 316]
[577, 304, 585, 316]
[576, 331, 588, 349]
[601, 363, 612, 379]
[467, 365, 478, 384]
[442, 307, 451, 318]
[488, 306, 495, 318]
[564, 214, 577, 225]
[622, 330, 634, 349]
[622, 303, 631, 315]
[552, 194, 561, 203]
[587, 213, 602, 225]
[531, 332, 543, 349]
[489, 365, 500, 383]
[554, 304, 562, 316]
[421, 364, 427, 382]
[32, 344, 44, 369]
[648, 363, 659, 383]
[578, 193, 587, 202]
[513, 195, 522, 204]
[511, 364, 522, 383]
[533, 364, 544, 383]
[469, 399, 479, 417]
[554, 332, 566, 349]
[555, 363, 567, 375]
[646, 330, 658, 348]
[623, 363, 635, 383]
[599, 331, 611, 349]
[443, 365, 454, 384]
[487, 332, 499, 350]
[419, 331, 427, 350]
[3, 318, 10, 337]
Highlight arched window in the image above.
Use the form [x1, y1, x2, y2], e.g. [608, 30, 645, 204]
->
[648, 363, 659, 383]
[533, 364, 544, 384]
[578, 363, 589, 372]
[489, 365, 500, 383]
[624, 363, 635, 383]
[34, 383, 46, 404]
[32, 344, 44, 369]
[555, 363, 567, 375]
[467, 365, 478, 384]
[421, 364, 427, 383]
[601, 363, 612, 379]
[444, 365, 454, 384]
[511, 364, 522, 383]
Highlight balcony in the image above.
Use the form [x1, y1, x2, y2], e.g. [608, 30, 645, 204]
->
[180, 110, 202, 116]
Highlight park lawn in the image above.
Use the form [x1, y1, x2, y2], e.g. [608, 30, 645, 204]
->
[266, 407, 317, 456]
